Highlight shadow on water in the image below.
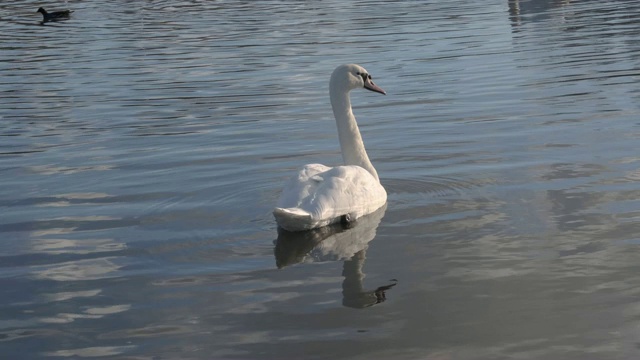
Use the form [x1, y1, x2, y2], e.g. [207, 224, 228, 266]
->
[274, 205, 397, 309]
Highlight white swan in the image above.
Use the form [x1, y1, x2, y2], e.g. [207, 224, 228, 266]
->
[274, 64, 387, 232]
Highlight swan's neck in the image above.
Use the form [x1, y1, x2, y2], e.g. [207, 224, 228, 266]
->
[330, 90, 380, 182]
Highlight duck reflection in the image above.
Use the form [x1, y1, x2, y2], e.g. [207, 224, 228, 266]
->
[274, 205, 397, 308]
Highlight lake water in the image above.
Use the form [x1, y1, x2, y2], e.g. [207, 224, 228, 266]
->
[2, 0, 640, 359]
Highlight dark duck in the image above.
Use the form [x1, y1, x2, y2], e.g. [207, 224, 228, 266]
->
[37, 7, 73, 23]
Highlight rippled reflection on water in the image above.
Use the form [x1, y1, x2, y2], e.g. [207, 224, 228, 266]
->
[1, 0, 640, 359]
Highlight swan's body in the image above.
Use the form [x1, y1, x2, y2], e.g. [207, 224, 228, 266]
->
[274, 64, 387, 231]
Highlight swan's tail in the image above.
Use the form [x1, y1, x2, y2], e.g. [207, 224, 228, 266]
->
[273, 207, 314, 232]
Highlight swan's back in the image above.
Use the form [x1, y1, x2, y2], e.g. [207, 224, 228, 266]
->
[274, 164, 386, 232]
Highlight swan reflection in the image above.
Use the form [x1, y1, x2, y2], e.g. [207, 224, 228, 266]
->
[274, 205, 397, 308]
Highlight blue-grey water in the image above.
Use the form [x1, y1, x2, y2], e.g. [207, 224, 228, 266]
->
[2, 0, 640, 359]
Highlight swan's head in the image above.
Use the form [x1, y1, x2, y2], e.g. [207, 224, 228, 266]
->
[330, 64, 386, 95]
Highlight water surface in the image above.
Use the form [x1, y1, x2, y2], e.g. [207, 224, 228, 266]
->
[2, 0, 640, 359]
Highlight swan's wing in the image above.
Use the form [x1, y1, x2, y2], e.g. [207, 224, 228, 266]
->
[305, 165, 386, 220]
[277, 163, 332, 209]
[276, 164, 386, 227]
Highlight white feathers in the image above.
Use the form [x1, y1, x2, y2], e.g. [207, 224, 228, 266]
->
[274, 64, 387, 231]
